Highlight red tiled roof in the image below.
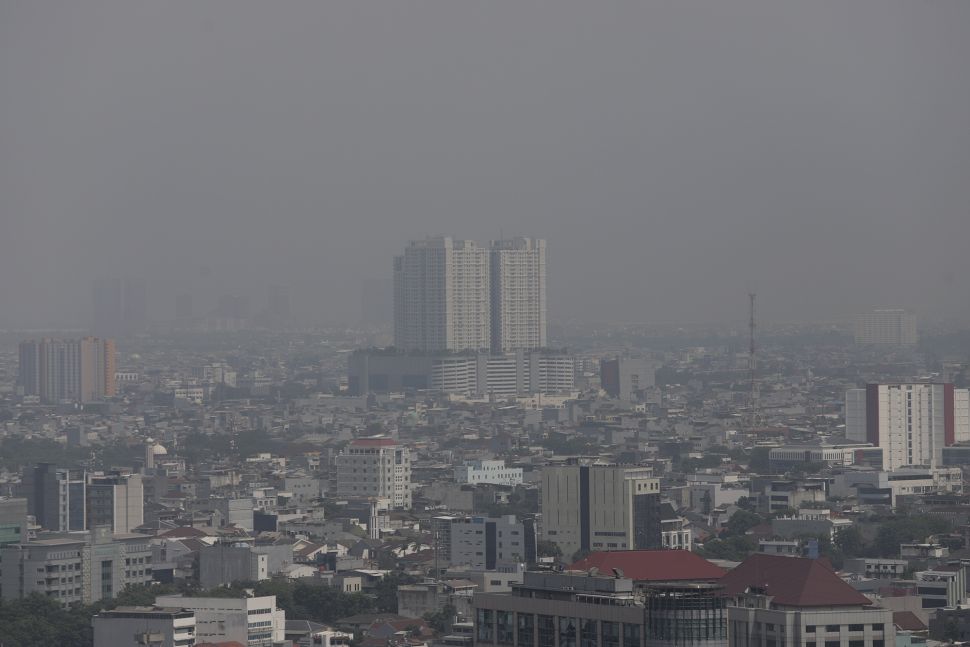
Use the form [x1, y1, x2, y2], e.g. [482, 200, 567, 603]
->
[893, 611, 927, 632]
[352, 438, 399, 447]
[569, 550, 725, 582]
[719, 554, 871, 608]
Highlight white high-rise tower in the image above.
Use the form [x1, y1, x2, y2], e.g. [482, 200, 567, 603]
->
[490, 237, 547, 352]
[393, 236, 491, 352]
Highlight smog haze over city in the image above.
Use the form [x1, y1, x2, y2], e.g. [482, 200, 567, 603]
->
[2, 0, 970, 328]
[5, 5, 970, 647]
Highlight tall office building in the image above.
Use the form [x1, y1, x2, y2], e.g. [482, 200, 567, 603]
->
[394, 237, 491, 352]
[17, 340, 41, 396]
[846, 383, 970, 470]
[540, 463, 661, 558]
[22, 464, 87, 531]
[87, 472, 144, 534]
[393, 236, 547, 353]
[19, 337, 116, 404]
[854, 308, 918, 345]
[489, 237, 546, 352]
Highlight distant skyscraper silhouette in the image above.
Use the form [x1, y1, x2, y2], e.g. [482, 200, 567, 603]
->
[92, 277, 148, 336]
[854, 309, 917, 345]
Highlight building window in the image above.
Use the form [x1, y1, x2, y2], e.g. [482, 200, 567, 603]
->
[537, 616, 555, 647]
[497, 611, 514, 645]
[601, 622, 619, 647]
[517, 613, 534, 647]
[581, 620, 597, 647]
[559, 617, 577, 647]
[477, 609, 494, 643]
[622, 623, 640, 647]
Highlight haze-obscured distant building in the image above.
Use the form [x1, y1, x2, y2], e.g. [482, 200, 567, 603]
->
[18, 337, 116, 404]
[348, 349, 574, 397]
[600, 357, 655, 400]
[393, 236, 547, 354]
[93, 277, 148, 336]
[854, 308, 917, 345]
[489, 237, 546, 352]
[394, 236, 491, 352]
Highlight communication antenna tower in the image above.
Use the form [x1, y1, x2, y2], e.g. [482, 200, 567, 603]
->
[748, 292, 761, 428]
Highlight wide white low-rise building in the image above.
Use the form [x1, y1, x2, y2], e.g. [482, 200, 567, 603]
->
[455, 460, 523, 487]
[155, 594, 285, 647]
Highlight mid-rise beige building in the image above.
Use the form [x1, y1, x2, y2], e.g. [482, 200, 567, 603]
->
[334, 438, 412, 509]
[541, 464, 661, 558]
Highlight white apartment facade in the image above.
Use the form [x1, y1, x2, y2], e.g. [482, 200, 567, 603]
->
[455, 460, 523, 487]
[847, 383, 970, 469]
[155, 595, 285, 647]
[394, 236, 491, 352]
[489, 237, 546, 352]
[393, 236, 548, 355]
[334, 438, 412, 509]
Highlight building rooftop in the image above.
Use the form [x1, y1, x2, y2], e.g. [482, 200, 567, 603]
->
[569, 550, 726, 583]
[351, 438, 399, 447]
[719, 554, 873, 608]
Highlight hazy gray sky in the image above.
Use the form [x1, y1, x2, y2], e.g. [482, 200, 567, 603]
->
[2, 1, 969, 328]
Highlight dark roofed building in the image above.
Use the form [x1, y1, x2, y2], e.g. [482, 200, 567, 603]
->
[569, 549, 725, 584]
[722, 554, 895, 647]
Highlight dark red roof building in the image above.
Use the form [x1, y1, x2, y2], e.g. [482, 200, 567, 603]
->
[719, 553, 872, 607]
[569, 549, 726, 582]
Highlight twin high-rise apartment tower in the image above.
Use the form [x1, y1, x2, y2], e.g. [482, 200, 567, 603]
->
[393, 236, 546, 353]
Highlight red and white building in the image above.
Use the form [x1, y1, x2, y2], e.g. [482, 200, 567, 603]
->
[846, 383, 970, 470]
